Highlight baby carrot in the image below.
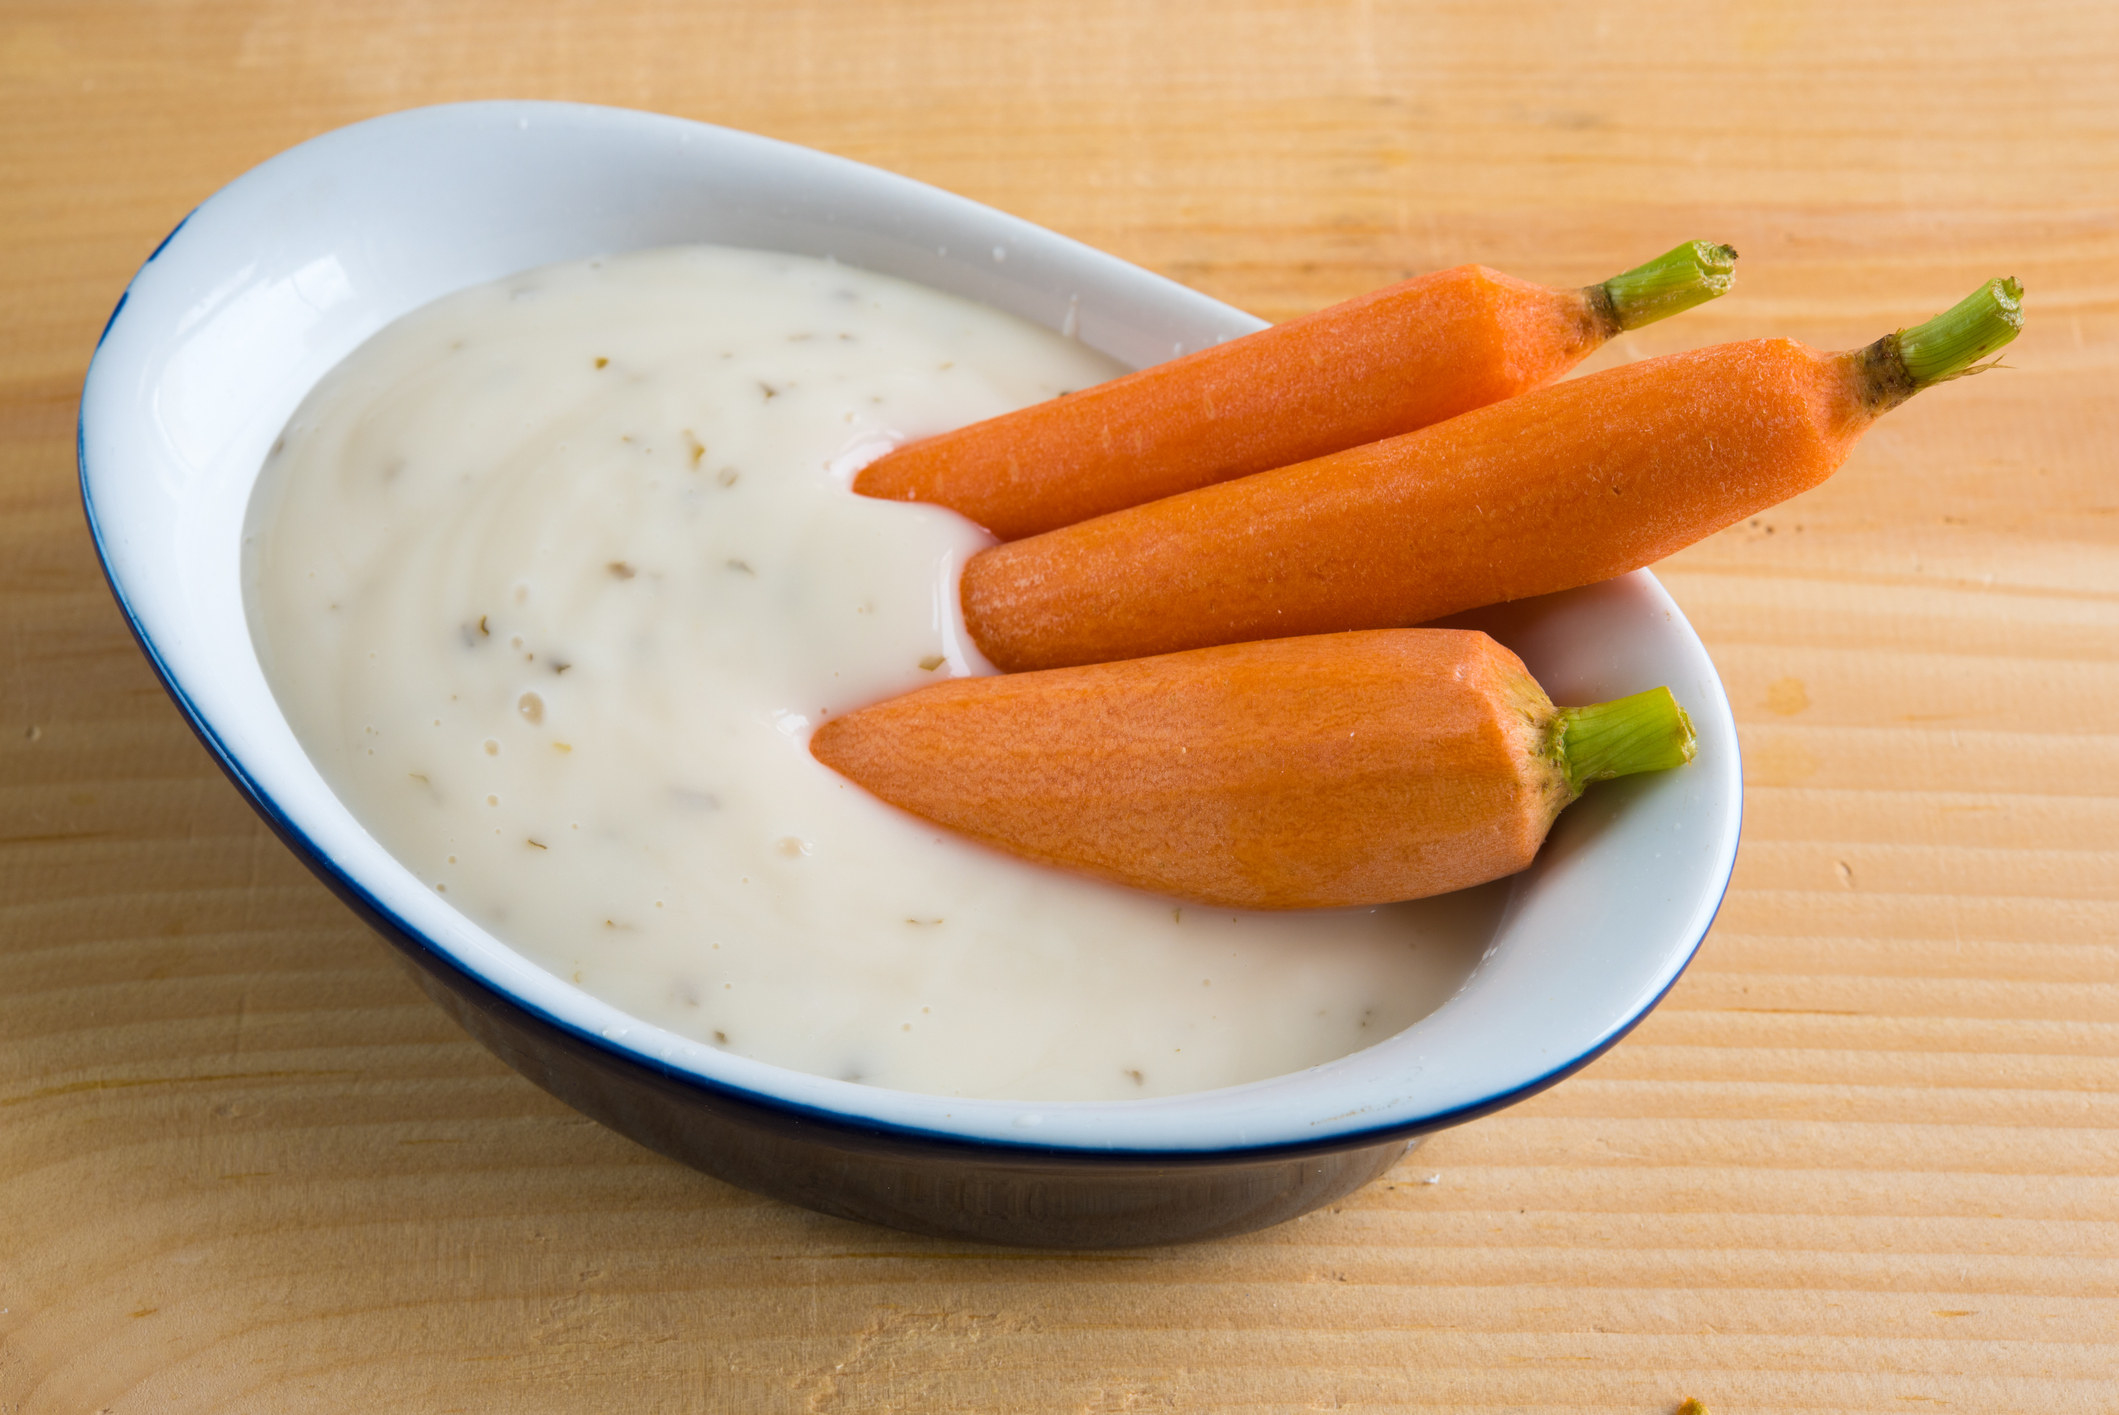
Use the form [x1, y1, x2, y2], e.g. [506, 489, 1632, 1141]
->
[854, 242, 1737, 540]
[964, 278, 2023, 672]
[810, 630, 1695, 911]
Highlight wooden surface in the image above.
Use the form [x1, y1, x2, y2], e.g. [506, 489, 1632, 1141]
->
[3, 1, 2115, 1410]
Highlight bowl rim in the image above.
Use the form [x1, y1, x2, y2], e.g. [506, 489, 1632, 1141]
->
[78, 99, 1741, 1161]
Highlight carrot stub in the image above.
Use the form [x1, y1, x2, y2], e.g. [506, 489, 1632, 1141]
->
[855, 242, 1737, 540]
[963, 278, 2024, 672]
[810, 630, 1695, 911]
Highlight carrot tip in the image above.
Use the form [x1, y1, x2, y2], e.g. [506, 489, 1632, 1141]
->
[1554, 687, 1697, 795]
[1596, 241, 1739, 332]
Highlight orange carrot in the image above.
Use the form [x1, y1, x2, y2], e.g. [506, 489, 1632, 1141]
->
[963, 279, 2023, 672]
[810, 630, 1695, 911]
[854, 242, 1737, 540]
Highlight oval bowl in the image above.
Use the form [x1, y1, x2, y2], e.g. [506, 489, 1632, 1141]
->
[79, 101, 1742, 1248]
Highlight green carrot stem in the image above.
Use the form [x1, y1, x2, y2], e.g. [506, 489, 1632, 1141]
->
[1554, 687, 1697, 796]
[1852, 277, 2024, 413]
[1592, 241, 1739, 333]
[1897, 276, 2024, 388]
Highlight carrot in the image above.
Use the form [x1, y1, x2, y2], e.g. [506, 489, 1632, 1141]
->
[810, 630, 1695, 911]
[963, 278, 2023, 673]
[853, 242, 1737, 540]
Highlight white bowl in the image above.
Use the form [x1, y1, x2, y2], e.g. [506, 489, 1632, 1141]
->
[79, 101, 1741, 1245]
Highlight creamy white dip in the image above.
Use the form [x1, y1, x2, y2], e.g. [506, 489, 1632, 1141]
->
[244, 245, 1500, 1101]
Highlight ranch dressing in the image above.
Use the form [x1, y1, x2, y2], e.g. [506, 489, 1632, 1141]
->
[245, 245, 1501, 1102]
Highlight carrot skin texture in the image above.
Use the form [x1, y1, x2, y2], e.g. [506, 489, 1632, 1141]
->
[854, 266, 1603, 540]
[963, 338, 1868, 673]
[809, 630, 1573, 911]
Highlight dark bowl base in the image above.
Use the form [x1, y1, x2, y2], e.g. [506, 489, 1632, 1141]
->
[394, 946, 1418, 1249]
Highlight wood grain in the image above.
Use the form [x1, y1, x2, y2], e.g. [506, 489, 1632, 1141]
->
[2, 1, 2114, 1411]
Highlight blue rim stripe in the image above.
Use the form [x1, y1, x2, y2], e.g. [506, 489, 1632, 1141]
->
[145, 208, 194, 265]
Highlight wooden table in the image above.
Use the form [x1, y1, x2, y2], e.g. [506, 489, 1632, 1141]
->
[4, 2, 2113, 1409]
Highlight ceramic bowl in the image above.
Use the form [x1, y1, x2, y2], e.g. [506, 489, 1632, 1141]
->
[79, 101, 1742, 1248]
